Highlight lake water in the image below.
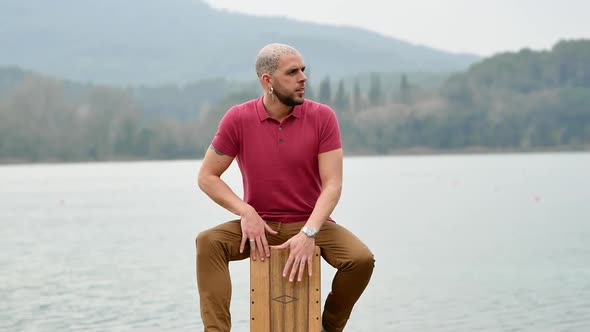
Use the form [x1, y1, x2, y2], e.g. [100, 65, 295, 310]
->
[1, 153, 589, 331]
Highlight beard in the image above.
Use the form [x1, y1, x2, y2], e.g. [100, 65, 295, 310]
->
[273, 87, 304, 107]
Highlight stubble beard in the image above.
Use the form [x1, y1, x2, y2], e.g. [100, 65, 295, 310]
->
[274, 88, 304, 107]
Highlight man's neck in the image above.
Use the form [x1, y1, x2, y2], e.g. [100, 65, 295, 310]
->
[262, 95, 293, 122]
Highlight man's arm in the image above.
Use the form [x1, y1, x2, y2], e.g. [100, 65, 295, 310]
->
[276, 147, 343, 281]
[304, 147, 343, 231]
[198, 145, 278, 259]
[197, 146, 247, 216]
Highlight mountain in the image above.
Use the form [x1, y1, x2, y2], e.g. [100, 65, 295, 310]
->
[0, 0, 479, 85]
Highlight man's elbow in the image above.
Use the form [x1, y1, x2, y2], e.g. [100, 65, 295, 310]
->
[197, 170, 210, 192]
[328, 181, 343, 198]
[335, 183, 343, 199]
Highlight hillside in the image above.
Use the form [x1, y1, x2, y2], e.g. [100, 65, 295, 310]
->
[1, 40, 588, 163]
[347, 39, 590, 153]
[0, 0, 478, 85]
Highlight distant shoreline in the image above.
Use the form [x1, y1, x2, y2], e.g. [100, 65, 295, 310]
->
[1, 146, 589, 166]
[354, 145, 590, 157]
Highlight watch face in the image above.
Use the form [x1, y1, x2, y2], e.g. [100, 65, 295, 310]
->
[302, 227, 317, 237]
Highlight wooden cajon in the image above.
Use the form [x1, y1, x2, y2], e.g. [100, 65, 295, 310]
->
[250, 246, 321, 332]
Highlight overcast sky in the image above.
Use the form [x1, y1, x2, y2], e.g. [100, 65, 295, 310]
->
[204, 0, 589, 56]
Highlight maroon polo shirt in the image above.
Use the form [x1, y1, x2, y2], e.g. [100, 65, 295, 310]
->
[211, 97, 342, 223]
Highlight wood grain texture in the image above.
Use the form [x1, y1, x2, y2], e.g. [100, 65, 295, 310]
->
[250, 246, 321, 332]
[250, 255, 270, 331]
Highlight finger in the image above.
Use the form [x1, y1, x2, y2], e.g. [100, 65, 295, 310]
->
[256, 238, 265, 262]
[297, 260, 306, 282]
[261, 236, 271, 258]
[264, 223, 278, 234]
[248, 238, 256, 261]
[282, 256, 295, 277]
[273, 240, 290, 250]
[240, 235, 247, 254]
[307, 257, 313, 276]
[289, 258, 300, 282]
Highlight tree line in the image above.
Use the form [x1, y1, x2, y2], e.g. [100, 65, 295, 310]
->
[0, 39, 589, 163]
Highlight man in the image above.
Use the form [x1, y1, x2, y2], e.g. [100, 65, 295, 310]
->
[196, 43, 374, 332]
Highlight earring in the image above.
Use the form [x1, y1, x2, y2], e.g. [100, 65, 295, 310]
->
[268, 87, 274, 95]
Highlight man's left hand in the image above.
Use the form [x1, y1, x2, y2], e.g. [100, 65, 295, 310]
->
[274, 232, 316, 282]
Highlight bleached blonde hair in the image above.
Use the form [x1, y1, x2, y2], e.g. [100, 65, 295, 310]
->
[255, 43, 300, 78]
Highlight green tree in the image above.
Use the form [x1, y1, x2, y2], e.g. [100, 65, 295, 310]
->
[352, 79, 362, 112]
[333, 79, 350, 113]
[304, 67, 315, 100]
[400, 74, 411, 103]
[82, 86, 140, 160]
[318, 76, 332, 105]
[368, 72, 382, 106]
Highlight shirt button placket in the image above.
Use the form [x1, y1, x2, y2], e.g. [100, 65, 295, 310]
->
[278, 125, 283, 144]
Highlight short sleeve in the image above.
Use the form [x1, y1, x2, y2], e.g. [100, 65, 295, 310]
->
[318, 105, 342, 153]
[211, 107, 240, 157]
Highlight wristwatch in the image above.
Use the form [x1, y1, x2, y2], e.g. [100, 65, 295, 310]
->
[300, 226, 318, 238]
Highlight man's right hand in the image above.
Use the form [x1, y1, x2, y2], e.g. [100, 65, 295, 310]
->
[239, 205, 278, 261]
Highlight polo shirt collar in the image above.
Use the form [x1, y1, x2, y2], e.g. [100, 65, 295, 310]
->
[255, 97, 302, 122]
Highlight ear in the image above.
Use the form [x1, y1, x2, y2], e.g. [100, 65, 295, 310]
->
[261, 73, 272, 87]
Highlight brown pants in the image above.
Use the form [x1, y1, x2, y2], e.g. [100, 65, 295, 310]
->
[196, 220, 374, 332]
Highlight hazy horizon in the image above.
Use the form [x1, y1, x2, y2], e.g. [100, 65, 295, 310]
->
[205, 0, 590, 56]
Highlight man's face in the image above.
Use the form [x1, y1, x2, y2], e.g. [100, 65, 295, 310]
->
[271, 53, 307, 107]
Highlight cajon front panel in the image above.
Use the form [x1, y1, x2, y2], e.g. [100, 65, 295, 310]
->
[250, 246, 321, 332]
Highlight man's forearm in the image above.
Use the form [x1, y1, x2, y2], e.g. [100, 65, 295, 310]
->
[198, 175, 248, 216]
[305, 184, 342, 231]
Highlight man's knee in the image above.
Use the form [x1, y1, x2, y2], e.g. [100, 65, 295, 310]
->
[350, 247, 375, 273]
[195, 229, 215, 254]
